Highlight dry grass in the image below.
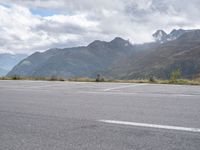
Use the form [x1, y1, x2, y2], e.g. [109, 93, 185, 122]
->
[68, 77, 200, 85]
[68, 77, 96, 82]
[1, 76, 200, 85]
[152, 79, 200, 85]
[0, 76, 65, 81]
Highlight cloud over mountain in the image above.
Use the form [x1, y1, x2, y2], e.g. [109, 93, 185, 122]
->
[1, 0, 200, 54]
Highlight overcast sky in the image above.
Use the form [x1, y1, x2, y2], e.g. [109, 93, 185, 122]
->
[0, 0, 200, 54]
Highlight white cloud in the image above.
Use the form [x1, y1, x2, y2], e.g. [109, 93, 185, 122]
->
[0, 4, 99, 54]
[0, 0, 200, 54]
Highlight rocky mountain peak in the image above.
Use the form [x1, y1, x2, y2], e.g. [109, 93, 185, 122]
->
[152, 30, 167, 42]
[87, 40, 104, 47]
[153, 29, 192, 43]
[166, 29, 187, 41]
[110, 37, 131, 47]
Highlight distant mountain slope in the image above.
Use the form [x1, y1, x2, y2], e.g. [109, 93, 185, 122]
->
[0, 53, 27, 76]
[7, 38, 136, 78]
[7, 29, 200, 79]
[117, 30, 200, 79]
[0, 68, 8, 76]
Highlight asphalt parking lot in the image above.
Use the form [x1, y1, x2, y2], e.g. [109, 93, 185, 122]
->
[0, 80, 200, 150]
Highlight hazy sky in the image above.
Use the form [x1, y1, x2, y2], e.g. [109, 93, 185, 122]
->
[0, 0, 200, 54]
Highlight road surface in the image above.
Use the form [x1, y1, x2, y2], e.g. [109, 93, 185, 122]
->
[0, 80, 200, 150]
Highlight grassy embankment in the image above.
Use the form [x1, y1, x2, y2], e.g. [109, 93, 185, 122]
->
[1, 75, 200, 85]
[0, 76, 65, 81]
[68, 77, 200, 85]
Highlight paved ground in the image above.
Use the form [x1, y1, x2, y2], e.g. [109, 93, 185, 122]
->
[0, 80, 200, 150]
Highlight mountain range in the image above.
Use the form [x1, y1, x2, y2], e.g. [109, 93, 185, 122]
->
[7, 29, 200, 80]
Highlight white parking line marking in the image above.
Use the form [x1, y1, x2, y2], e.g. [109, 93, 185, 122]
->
[80, 91, 196, 97]
[99, 120, 200, 133]
[103, 84, 147, 92]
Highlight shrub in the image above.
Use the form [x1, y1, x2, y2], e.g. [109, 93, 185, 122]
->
[170, 69, 181, 83]
[96, 74, 101, 82]
[49, 76, 65, 81]
[95, 74, 105, 82]
[149, 76, 156, 83]
[11, 75, 21, 80]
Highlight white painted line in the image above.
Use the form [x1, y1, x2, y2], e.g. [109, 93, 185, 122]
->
[99, 120, 200, 133]
[80, 91, 196, 97]
[103, 84, 147, 92]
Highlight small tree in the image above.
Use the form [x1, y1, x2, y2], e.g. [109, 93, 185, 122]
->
[149, 75, 156, 83]
[170, 69, 181, 83]
[96, 74, 104, 82]
[96, 74, 101, 82]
